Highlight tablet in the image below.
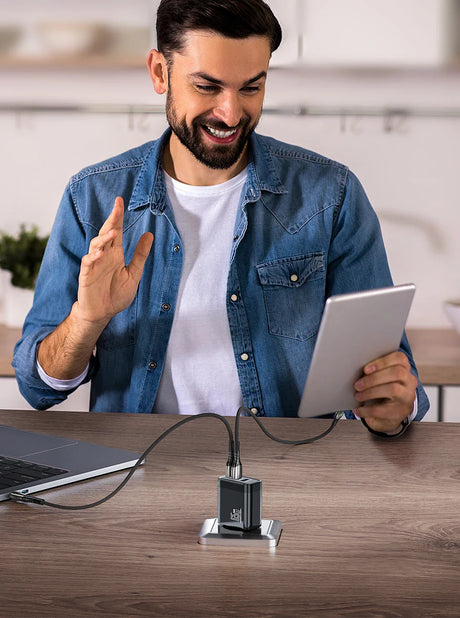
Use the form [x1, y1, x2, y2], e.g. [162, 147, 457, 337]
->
[297, 283, 416, 418]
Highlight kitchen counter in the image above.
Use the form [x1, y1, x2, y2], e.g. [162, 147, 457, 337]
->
[0, 324, 20, 376]
[406, 327, 460, 385]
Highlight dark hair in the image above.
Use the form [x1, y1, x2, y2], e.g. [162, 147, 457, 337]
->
[156, 0, 282, 62]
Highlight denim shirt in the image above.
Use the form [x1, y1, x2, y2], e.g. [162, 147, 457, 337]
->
[13, 129, 429, 418]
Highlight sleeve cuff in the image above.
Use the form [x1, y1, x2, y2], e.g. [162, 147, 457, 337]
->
[36, 359, 89, 392]
[360, 415, 411, 438]
[355, 397, 417, 438]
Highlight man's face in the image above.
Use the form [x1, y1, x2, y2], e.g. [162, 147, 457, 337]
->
[164, 31, 271, 171]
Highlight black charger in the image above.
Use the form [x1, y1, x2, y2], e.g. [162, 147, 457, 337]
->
[217, 475, 262, 532]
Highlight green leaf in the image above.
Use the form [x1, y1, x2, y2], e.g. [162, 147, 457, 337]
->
[0, 225, 49, 290]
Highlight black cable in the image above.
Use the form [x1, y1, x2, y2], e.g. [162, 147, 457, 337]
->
[233, 407, 342, 467]
[10, 412, 234, 510]
[10, 408, 341, 510]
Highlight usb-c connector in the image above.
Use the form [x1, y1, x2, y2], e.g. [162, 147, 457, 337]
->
[9, 492, 45, 505]
[229, 462, 242, 479]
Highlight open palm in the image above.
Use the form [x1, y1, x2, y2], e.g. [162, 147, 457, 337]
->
[78, 197, 153, 325]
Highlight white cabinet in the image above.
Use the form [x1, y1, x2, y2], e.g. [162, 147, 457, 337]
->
[443, 387, 460, 422]
[266, 0, 302, 66]
[421, 386, 439, 422]
[420, 385, 460, 423]
[300, 0, 455, 67]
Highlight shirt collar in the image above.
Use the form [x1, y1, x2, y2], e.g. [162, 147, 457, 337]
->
[127, 128, 287, 213]
[128, 129, 171, 213]
[243, 132, 287, 204]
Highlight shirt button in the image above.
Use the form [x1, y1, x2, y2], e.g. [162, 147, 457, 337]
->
[173, 244, 180, 252]
[290, 274, 299, 282]
[240, 353, 249, 362]
[161, 303, 171, 312]
[230, 293, 238, 302]
[148, 361, 157, 370]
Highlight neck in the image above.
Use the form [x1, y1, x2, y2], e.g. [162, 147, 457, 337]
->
[163, 133, 249, 186]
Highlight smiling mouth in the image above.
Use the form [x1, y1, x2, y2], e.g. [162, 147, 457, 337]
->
[204, 125, 239, 139]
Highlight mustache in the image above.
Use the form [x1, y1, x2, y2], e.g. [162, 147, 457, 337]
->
[195, 116, 249, 132]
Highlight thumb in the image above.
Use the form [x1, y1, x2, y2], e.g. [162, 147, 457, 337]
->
[127, 232, 154, 283]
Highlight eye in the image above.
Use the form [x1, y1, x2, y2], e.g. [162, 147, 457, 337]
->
[241, 85, 262, 95]
[195, 84, 219, 93]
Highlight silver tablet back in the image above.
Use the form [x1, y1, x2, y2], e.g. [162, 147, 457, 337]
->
[298, 284, 416, 418]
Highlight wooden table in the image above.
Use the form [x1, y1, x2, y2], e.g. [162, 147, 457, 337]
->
[1, 410, 459, 617]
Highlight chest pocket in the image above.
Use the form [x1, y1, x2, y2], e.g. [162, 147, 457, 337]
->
[256, 253, 326, 342]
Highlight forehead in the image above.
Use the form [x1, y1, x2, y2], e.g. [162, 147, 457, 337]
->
[171, 30, 271, 84]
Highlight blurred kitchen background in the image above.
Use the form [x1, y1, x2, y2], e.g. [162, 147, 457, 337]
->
[1, 0, 460, 416]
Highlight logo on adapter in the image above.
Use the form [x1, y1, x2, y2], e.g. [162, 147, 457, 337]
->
[230, 508, 242, 522]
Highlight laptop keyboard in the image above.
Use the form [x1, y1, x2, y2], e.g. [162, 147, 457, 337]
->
[0, 455, 68, 491]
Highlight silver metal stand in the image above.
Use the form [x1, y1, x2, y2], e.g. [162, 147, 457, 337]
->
[198, 518, 282, 547]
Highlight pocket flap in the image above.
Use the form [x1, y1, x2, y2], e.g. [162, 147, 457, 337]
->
[256, 253, 325, 288]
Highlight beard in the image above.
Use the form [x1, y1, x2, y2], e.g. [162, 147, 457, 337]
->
[166, 91, 260, 170]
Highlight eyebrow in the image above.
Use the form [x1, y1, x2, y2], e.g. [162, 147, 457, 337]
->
[189, 71, 267, 87]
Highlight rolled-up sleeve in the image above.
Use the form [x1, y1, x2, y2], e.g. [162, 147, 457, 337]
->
[12, 183, 96, 410]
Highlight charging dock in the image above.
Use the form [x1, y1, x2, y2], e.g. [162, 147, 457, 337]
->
[198, 518, 282, 547]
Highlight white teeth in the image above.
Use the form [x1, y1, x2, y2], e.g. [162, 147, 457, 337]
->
[206, 126, 237, 139]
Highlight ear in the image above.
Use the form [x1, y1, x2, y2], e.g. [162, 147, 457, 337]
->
[146, 49, 169, 94]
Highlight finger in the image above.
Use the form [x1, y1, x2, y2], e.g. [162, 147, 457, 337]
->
[354, 365, 418, 392]
[355, 370, 417, 407]
[355, 364, 414, 393]
[355, 381, 408, 405]
[98, 196, 125, 239]
[88, 229, 118, 254]
[127, 232, 154, 283]
[363, 350, 410, 375]
[79, 251, 103, 277]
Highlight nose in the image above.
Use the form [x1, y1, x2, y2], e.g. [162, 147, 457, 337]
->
[213, 90, 242, 128]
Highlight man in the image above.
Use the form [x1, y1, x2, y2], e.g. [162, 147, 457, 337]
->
[13, 0, 429, 435]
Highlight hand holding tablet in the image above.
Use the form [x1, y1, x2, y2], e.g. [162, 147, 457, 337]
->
[297, 284, 416, 427]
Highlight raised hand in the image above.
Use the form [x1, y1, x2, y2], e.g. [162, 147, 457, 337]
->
[77, 196, 154, 326]
[37, 196, 153, 380]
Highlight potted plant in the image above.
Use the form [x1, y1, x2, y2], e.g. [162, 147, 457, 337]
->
[0, 225, 49, 328]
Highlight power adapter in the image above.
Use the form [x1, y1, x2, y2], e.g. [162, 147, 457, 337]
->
[199, 473, 281, 545]
[217, 475, 262, 532]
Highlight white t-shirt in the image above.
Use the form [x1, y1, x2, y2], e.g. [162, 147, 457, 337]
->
[152, 169, 247, 415]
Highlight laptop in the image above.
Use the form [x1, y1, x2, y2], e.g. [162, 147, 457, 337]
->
[0, 424, 142, 502]
[298, 283, 416, 418]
